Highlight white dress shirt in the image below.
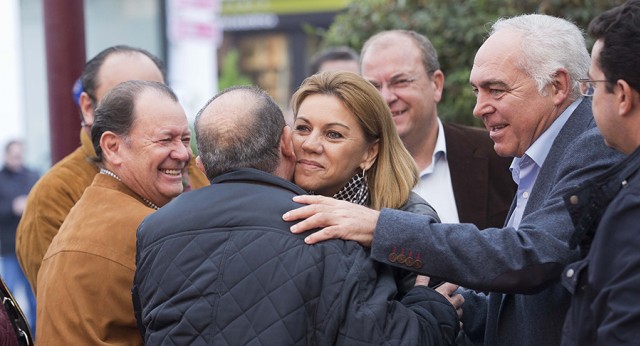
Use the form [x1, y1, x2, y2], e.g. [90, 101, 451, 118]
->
[412, 119, 460, 223]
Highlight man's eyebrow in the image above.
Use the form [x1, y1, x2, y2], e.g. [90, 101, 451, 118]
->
[471, 79, 510, 89]
[365, 72, 412, 84]
[389, 72, 411, 80]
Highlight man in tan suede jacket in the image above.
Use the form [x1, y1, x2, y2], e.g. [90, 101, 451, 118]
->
[16, 46, 208, 294]
[37, 80, 193, 344]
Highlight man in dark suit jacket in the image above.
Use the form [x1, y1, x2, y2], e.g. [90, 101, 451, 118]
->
[284, 14, 624, 346]
[360, 30, 515, 228]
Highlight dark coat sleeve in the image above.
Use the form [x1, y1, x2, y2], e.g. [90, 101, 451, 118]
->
[329, 246, 459, 346]
[371, 127, 623, 294]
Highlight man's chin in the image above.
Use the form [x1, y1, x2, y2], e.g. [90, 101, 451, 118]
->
[493, 144, 516, 158]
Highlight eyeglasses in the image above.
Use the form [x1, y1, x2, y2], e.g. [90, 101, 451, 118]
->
[369, 76, 419, 93]
[578, 78, 608, 97]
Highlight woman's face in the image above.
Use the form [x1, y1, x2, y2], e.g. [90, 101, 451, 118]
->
[292, 94, 378, 196]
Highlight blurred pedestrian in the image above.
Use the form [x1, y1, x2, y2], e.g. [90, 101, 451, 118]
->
[0, 140, 38, 331]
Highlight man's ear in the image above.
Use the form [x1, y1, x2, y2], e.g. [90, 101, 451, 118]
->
[280, 125, 296, 162]
[271, 125, 297, 181]
[195, 156, 206, 174]
[550, 69, 571, 105]
[79, 91, 95, 127]
[616, 79, 638, 117]
[100, 131, 123, 166]
[431, 70, 445, 104]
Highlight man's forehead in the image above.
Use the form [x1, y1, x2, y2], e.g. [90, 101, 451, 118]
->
[366, 32, 412, 51]
[95, 53, 163, 99]
[132, 90, 183, 121]
[362, 36, 424, 77]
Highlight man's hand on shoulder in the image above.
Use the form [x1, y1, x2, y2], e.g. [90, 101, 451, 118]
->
[283, 195, 379, 247]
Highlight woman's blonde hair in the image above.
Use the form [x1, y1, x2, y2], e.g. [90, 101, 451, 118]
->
[290, 71, 418, 210]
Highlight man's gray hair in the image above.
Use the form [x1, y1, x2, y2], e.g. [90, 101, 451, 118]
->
[195, 86, 285, 180]
[491, 14, 590, 100]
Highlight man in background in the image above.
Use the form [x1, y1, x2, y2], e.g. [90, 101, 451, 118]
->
[360, 30, 515, 227]
[308, 46, 360, 75]
[16, 45, 209, 294]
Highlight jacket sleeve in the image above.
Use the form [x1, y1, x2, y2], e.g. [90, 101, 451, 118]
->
[371, 127, 623, 294]
[393, 192, 442, 296]
[328, 248, 459, 346]
[16, 174, 79, 294]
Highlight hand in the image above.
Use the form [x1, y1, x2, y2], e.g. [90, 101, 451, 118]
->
[283, 195, 380, 247]
[436, 282, 464, 319]
[414, 274, 431, 287]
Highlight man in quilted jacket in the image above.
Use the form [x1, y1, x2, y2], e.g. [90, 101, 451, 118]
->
[133, 85, 461, 345]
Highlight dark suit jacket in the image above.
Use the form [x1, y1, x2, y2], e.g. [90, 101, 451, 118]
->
[372, 99, 625, 345]
[443, 123, 516, 229]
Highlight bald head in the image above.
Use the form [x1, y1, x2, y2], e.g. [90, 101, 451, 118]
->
[196, 88, 258, 145]
[79, 46, 165, 131]
[195, 86, 288, 180]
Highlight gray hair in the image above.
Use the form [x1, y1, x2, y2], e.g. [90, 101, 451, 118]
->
[195, 86, 285, 180]
[491, 14, 590, 100]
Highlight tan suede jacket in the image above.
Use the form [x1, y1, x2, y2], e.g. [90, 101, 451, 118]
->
[36, 174, 154, 344]
[16, 130, 209, 294]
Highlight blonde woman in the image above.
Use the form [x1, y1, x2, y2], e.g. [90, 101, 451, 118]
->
[291, 71, 441, 293]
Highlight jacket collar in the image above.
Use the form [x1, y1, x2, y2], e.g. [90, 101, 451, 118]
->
[564, 146, 640, 253]
[93, 173, 158, 210]
[80, 128, 98, 159]
[211, 168, 307, 196]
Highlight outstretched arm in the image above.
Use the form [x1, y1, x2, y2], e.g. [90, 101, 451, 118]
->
[284, 195, 380, 247]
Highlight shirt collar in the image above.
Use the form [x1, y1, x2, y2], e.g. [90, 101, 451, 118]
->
[418, 118, 447, 176]
[510, 97, 582, 171]
[434, 118, 447, 159]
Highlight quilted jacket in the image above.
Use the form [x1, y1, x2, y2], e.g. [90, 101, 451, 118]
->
[133, 168, 458, 345]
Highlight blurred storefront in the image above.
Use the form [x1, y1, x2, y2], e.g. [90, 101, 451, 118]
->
[217, 0, 349, 107]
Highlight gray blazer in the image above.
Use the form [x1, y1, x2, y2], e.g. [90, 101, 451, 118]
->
[370, 98, 624, 346]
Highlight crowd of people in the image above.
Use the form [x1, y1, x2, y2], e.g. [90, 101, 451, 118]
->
[1, 1, 639, 344]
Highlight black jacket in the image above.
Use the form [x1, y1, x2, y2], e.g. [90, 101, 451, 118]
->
[562, 147, 640, 344]
[133, 168, 458, 345]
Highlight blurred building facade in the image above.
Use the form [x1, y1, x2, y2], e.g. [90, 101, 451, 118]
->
[9, 0, 344, 172]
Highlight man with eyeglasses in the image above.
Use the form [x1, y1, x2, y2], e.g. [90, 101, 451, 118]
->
[360, 30, 515, 228]
[562, 1, 640, 344]
[283, 14, 624, 345]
